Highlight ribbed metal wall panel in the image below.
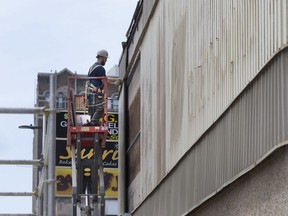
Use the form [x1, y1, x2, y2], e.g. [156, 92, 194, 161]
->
[165, 0, 288, 168]
[125, 0, 288, 214]
[132, 47, 288, 216]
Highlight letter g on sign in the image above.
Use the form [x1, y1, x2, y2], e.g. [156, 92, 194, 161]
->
[60, 121, 67, 127]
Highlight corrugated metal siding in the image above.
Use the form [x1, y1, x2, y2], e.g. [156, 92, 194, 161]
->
[129, 0, 288, 210]
[132, 47, 288, 216]
[126, 0, 158, 66]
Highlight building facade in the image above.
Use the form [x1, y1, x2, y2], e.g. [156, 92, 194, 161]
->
[118, 0, 288, 215]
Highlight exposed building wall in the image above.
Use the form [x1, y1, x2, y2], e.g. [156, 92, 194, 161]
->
[119, 0, 288, 214]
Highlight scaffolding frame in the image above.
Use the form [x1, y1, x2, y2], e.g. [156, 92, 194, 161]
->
[0, 75, 56, 216]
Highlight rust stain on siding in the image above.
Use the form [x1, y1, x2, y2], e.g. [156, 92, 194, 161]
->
[170, 13, 187, 146]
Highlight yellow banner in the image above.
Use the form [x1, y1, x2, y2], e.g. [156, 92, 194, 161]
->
[55, 167, 118, 198]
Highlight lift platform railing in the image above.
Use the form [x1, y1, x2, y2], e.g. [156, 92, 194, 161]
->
[67, 76, 109, 147]
[66, 76, 108, 216]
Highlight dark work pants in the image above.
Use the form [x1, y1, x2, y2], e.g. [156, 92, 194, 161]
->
[88, 93, 104, 124]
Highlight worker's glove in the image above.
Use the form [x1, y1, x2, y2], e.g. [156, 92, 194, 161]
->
[92, 86, 97, 93]
[114, 79, 122, 86]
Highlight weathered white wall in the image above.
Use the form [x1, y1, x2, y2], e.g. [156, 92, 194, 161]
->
[129, 0, 288, 212]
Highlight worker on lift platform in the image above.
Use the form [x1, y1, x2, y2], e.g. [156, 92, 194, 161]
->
[85, 49, 121, 126]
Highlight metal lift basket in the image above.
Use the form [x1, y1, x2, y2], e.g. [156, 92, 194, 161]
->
[67, 76, 108, 216]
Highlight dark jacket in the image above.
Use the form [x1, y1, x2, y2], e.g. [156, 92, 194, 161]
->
[88, 62, 106, 88]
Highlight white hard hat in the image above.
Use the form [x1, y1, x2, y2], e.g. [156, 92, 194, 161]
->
[96, 49, 109, 58]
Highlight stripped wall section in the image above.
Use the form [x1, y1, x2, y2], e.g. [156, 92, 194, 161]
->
[133, 44, 288, 216]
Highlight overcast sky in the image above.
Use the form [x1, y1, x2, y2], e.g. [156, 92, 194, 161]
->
[0, 0, 138, 214]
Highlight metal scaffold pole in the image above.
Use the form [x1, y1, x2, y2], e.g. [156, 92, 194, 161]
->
[0, 107, 46, 114]
[0, 192, 35, 196]
[40, 113, 47, 216]
[0, 159, 42, 166]
[47, 74, 56, 216]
